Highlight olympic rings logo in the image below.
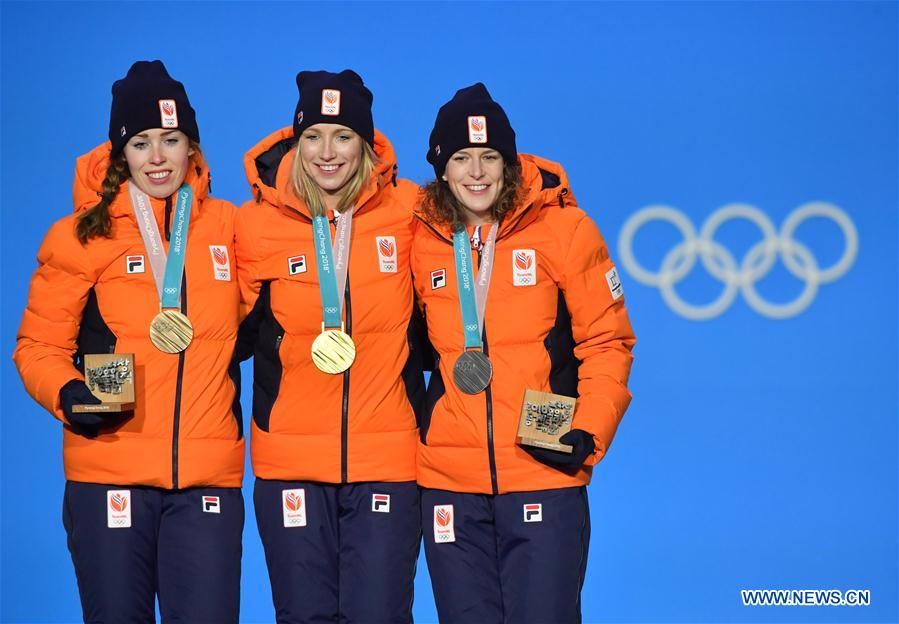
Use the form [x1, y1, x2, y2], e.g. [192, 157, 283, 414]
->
[617, 202, 858, 320]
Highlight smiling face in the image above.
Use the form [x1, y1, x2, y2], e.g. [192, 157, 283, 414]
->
[443, 148, 505, 224]
[298, 123, 363, 206]
[123, 129, 194, 198]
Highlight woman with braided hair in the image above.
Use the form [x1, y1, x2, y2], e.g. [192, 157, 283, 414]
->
[13, 60, 245, 622]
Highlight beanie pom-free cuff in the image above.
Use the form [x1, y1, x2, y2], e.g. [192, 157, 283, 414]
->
[426, 82, 516, 178]
[292, 69, 374, 147]
[108, 60, 199, 155]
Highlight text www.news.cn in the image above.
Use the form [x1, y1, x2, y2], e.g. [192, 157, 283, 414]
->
[741, 589, 870, 607]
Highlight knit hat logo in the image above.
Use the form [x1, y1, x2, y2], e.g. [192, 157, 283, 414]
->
[158, 99, 178, 128]
[468, 116, 487, 143]
[321, 89, 341, 116]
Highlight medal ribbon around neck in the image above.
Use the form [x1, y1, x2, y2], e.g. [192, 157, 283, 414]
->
[453, 223, 498, 348]
[451, 223, 498, 394]
[310, 208, 356, 373]
[129, 182, 194, 353]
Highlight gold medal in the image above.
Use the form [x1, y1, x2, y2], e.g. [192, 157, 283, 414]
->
[311, 324, 356, 374]
[150, 309, 193, 353]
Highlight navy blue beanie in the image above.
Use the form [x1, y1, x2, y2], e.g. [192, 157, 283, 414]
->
[108, 60, 199, 156]
[293, 70, 374, 147]
[426, 83, 517, 178]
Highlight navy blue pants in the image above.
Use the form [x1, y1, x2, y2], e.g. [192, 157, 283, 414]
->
[422, 487, 591, 624]
[254, 479, 420, 624]
[62, 481, 243, 623]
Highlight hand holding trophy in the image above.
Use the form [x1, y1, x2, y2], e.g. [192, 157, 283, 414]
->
[517, 389, 596, 471]
[62, 354, 136, 437]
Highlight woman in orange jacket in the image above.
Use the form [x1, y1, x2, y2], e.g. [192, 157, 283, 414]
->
[235, 69, 424, 623]
[413, 83, 636, 623]
[13, 61, 244, 622]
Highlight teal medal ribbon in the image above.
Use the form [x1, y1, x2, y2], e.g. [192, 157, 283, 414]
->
[451, 223, 498, 393]
[160, 185, 193, 308]
[310, 209, 356, 374]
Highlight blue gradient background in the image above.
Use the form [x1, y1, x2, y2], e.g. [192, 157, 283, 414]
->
[1, 2, 896, 622]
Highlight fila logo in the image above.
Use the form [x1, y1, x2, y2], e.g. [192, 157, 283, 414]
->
[430, 268, 447, 290]
[468, 116, 488, 143]
[288, 255, 307, 275]
[433, 504, 456, 543]
[376, 236, 397, 273]
[107, 490, 131, 528]
[605, 266, 623, 300]
[512, 249, 537, 286]
[372, 494, 391, 513]
[282, 488, 307, 528]
[159, 99, 178, 128]
[202, 496, 221, 514]
[523, 503, 543, 523]
[321, 89, 341, 116]
[126, 255, 145, 274]
[209, 245, 231, 281]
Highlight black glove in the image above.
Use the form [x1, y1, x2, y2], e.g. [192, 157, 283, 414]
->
[524, 429, 596, 472]
[59, 379, 128, 437]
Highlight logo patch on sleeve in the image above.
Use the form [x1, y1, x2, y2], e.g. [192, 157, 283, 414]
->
[523, 503, 543, 523]
[512, 249, 537, 286]
[321, 89, 341, 116]
[282, 489, 306, 527]
[605, 266, 623, 300]
[107, 490, 131, 528]
[372, 494, 391, 513]
[202, 496, 221, 514]
[433, 504, 456, 543]
[158, 99, 178, 128]
[126, 255, 145, 274]
[376, 236, 397, 273]
[468, 116, 488, 143]
[430, 268, 447, 290]
[288, 255, 307, 275]
[209, 245, 231, 281]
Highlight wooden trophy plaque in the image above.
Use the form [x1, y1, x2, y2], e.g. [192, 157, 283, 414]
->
[72, 353, 136, 413]
[516, 389, 577, 453]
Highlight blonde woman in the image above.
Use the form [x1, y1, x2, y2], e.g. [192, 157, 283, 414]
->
[235, 70, 424, 623]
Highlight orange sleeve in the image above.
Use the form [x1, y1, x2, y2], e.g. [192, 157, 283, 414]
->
[12, 218, 96, 421]
[559, 214, 636, 464]
[234, 201, 264, 322]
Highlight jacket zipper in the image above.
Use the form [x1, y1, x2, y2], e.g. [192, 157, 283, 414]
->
[172, 274, 187, 490]
[477, 247, 499, 495]
[163, 195, 187, 490]
[341, 273, 352, 483]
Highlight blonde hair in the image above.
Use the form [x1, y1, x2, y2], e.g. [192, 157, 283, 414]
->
[291, 138, 379, 217]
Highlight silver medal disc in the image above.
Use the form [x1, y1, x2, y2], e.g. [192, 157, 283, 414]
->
[453, 350, 493, 394]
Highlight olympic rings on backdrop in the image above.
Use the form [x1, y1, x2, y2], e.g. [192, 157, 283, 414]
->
[617, 203, 858, 320]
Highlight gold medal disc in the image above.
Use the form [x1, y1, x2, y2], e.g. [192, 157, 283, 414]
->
[150, 310, 194, 353]
[311, 329, 356, 374]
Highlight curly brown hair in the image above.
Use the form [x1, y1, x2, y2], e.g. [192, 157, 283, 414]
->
[419, 161, 524, 230]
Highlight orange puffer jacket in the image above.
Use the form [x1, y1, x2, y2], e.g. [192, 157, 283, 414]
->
[235, 127, 424, 484]
[412, 154, 636, 494]
[13, 142, 244, 489]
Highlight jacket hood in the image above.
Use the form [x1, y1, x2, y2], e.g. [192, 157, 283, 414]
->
[243, 126, 399, 218]
[415, 153, 572, 241]
[73, 141, 211, 216]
